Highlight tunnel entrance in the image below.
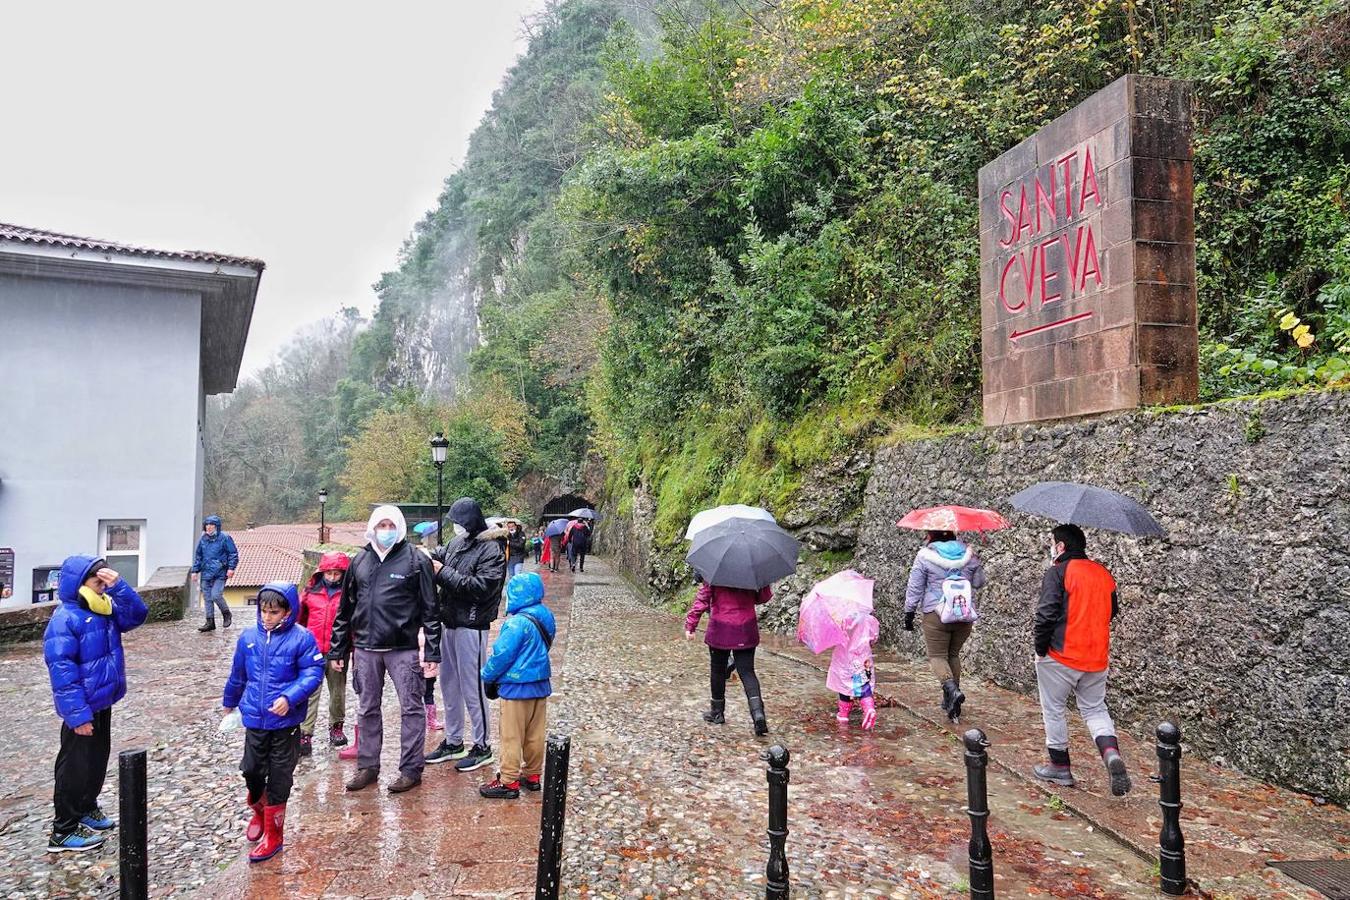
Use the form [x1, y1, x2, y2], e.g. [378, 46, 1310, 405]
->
[538, 493, 594, 525]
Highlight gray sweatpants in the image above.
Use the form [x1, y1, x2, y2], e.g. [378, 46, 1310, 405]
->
[1035, 655, 1117, 751]
[355, 648, 426, 779]
[439, 628, 491, 749]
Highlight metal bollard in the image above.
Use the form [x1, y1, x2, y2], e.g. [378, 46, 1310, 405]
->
[765, 745, 790, 900]
[118, 749, 148, 900]
[963, 729, 994, 900]
[1155, 722, 1187, 896]
[534, 734, 572, 900]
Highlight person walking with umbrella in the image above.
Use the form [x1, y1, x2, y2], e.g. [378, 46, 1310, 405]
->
[899, 507, 997, 723]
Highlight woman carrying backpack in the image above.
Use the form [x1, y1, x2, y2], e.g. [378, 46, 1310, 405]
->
[904, 530, 986, 723]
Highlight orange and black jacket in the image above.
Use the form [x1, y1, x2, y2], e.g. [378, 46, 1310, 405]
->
[1034, 551, 1118, 672]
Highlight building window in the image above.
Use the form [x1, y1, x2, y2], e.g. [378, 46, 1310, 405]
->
[99, 520, 146, 586]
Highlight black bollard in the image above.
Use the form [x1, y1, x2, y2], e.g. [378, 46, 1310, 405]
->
[118, 749, 148, 900]
[534, 734, 571, 900]
[1155, 722, 1187, 895]
[963, 729, 994, 900]
[765, 745, 790, 900]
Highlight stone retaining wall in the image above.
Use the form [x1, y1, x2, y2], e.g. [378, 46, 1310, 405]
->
[0, 565, 189, 644]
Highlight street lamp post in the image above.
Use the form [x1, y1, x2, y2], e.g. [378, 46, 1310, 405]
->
[430, 432, 449, 545]
[318, 488, 328, 545]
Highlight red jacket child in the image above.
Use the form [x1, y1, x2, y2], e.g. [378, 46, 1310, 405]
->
[298, 551, 349, 655]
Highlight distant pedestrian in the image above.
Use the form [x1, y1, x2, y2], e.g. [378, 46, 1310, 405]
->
[297, 552, 351, 755]
[478, 573, 556, 799]
[193, 515, 239, 632]
[547, 527, 562, 573]
[828, 610, 880, 730]
[505, 521, 527, 580]
[425, 498, 505, 774]
[686, 579, 772, 735]
[329, 506, 441, 795]
[1032, 524, 1131, 796]
[566, 520, 592, 573]
[904, 530, 985, 723]
[222, 583, 324, 863]
[43, 556, 148, 852]
[531, 529, 544, 565]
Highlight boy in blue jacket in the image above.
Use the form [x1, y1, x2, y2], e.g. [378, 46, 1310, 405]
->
[192, 514, 239, 632]
[222, 583, 324, 863]
[43, 555, 149, 852]
[478, 572, 555, 800]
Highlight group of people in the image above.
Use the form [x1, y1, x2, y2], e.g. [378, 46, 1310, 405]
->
[685, 522, 1133, 797]
[536, 518, 592, 573]
[42, 500, 560, 861]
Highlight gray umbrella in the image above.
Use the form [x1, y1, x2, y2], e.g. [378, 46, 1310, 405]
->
[568, 508, 598, 520]
[1008, 481, 1164, 536]
[686, 518, 800, 590]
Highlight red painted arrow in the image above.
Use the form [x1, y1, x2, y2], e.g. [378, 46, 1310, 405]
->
[1009, 311, 1094, 343]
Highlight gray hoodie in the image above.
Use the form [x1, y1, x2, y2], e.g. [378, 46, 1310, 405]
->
[904, 540, 987, 614]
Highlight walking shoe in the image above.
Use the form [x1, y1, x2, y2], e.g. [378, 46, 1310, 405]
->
[836, 699, 853, 723]
[479, 777, 520, 799]
[338, 726, 360, 760]
[298, 734, 313, 757]
[747, 696, 769, 736]
[244, 794, 265, 842]
[248, 804, 285, 863]
[80, 806, 115, 831]
[522, 774, 542, 792]
[345, 767, 379, 792]
[702, 699, 726, 725]
[329, 723, 348, 747]
[222, 609, 233, 628]
[1033, 763, 1077, 787]
[198, 622, 216, 633]
[47, 827, 107, 853]
[454, 744, 495, 772]
[940, 679, 965, 722]
[387, 774, 421, 793]
[425, 703, 442, 732]
[425, 740, 468, 764]
[1103, 751, 1132, 796]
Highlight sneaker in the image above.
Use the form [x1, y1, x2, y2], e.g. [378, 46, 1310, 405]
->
[329, 723, 348, 747]
[387, 774, 421, 794]
[80, 807, 115, 831]
[1033, 763, 1077, 787]
[454, 744, 494, 773]
[345, 767, 380, 792]
[522, 775, 542, 792]
[479, 777, 520, 799]
[298, 734, 312, 757]
[48, 827, 107, 853]
[1104, 752, 1132, 796]
[425, 740, 468, 764]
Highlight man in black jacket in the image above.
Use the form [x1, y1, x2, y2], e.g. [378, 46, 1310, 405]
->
[425, 497, 506, 773]
[330, 505, 441, 794]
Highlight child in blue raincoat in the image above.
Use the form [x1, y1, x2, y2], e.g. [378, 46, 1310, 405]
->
[222, 582, 324, 863]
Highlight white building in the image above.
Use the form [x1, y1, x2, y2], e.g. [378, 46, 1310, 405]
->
[0, 223, 263, 608]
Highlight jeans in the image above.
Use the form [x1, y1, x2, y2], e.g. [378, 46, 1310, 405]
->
[507, 560, 524, 580]
[200, 574, 229, 623]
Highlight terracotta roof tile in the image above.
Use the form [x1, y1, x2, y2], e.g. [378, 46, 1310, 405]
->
[0, 222, 265, 270]
[229, 522, 368, 587]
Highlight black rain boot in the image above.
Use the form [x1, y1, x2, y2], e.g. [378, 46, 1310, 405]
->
[747, 696, 769, 736]
[198, 621, 216, 633]
[941, 679, 965, 723]
[222, 608, 233, 628]
[1095, 735, 1132, 796]
[702, 699, 726, 724]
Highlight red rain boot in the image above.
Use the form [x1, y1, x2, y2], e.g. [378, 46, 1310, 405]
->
[426, 703, 442, 732]
[861, 695, 877, 731]
[338, 726, 359, 761]
[244, 794, 264, 843]
[248, 804, 285, 863]
[836, 699, 852, 723]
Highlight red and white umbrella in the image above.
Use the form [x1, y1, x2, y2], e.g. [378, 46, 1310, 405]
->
[896, 505, 1009, 533]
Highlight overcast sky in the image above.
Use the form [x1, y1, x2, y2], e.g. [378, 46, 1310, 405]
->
[0, 1, 546, 374]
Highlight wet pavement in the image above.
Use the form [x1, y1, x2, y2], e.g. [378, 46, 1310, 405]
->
[2, 558, 1346, 898]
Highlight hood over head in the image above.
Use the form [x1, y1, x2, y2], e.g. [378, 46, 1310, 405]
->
[58, 555, 106, 604]
[308, 551, 351, 588]
[506, 572, 545, 614]
[919, 540, 972, 569]
[448, 497, 488, 538]
[255, 582, 301, 631]
[365, 505, 408, 548]
[203, 514, 223, 532]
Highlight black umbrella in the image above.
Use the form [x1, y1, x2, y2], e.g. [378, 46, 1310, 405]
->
[686, 518, 800, 590]
[1008, 481, 1164, 536]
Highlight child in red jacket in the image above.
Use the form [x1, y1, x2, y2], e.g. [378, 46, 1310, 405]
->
[297, 552, 351, 755]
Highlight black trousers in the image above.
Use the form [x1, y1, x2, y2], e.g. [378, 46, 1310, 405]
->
[241, 726, 301, 805]
[709, 648, 762, 702]
[424, 676, 436, 704]
[53, 707, 112, 835]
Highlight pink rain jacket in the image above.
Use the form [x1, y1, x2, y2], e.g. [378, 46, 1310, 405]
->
[826, 613, 880, 697]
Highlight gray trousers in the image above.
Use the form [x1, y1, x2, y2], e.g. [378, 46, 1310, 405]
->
[1035, 655, 1117, 751]
[355, 648, 426, 779]
[438, 627, 491, 749]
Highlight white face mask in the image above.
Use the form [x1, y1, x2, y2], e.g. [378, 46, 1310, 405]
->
[1049, 538, 1061, 561]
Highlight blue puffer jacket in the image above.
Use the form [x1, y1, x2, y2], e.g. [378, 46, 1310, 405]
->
[222, 583, 325, 730]
[43, 555, 149, 728]
[482, 573, 555, 700]
[192, 515, 239, 579]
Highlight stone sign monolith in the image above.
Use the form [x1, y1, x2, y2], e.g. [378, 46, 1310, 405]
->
[979, 74, 1199, 425]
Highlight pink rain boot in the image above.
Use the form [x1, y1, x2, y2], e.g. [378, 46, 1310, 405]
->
[836, 700, 853, 723]
[861, 695, 877, 731]
[338, 726, 359, 760]
[426, 703, 442, 732]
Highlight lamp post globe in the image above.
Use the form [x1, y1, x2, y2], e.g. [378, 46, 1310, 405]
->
[430, 432, 449, 545]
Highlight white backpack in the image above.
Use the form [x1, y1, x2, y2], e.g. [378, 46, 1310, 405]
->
[937, 569, 978, 624]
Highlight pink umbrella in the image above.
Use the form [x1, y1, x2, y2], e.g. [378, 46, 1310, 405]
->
[896, 505, 1009, 533]
[797, 570, 874, 654]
